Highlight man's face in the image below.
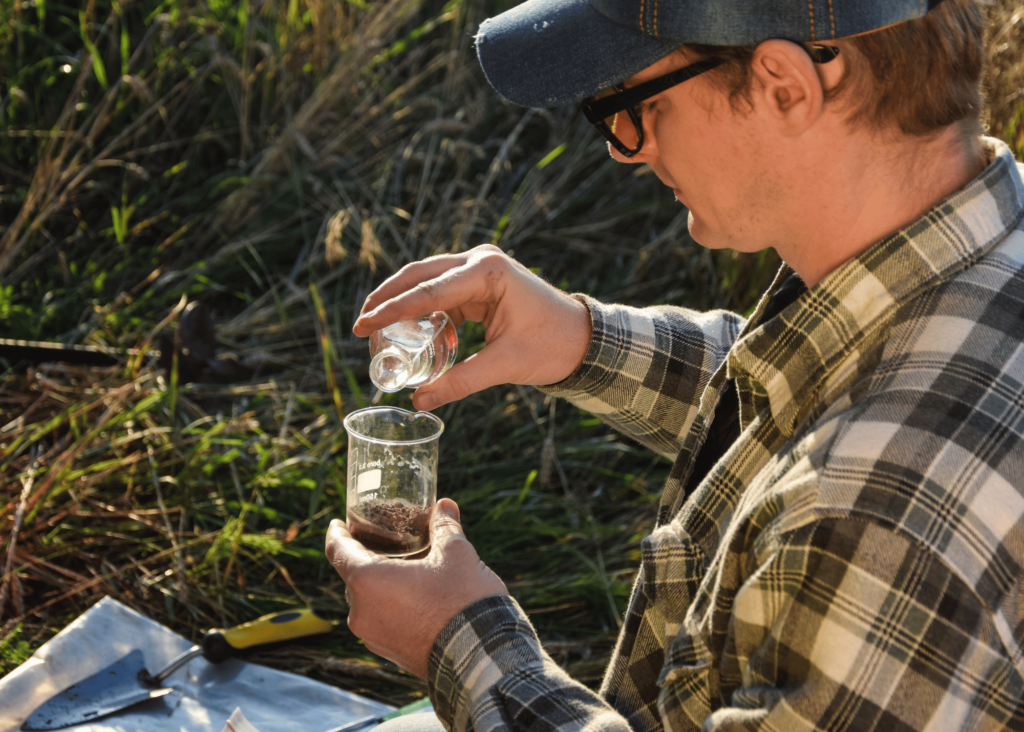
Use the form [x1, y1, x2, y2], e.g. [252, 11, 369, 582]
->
[605, 52, 780, 253]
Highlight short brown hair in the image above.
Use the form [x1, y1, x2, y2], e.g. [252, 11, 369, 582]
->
[685, 0, 987, 136]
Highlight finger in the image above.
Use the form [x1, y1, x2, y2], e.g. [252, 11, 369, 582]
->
[427, 501, 509, 600]
[325, 518, 375, 579]
[411, 341, 516, 411]
[354, 256, 506, 336]
[357, 255, 466, 324]
[355, 304, 469, 339]
[431, 498, 463, 537]
[359, 244, 504, 317]
[428, 501, 468, 552]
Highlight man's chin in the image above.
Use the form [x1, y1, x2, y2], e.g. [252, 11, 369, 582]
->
[686, 211, 733, 251]
[686, 210, 711, 246]
[688, 215, 770, 255]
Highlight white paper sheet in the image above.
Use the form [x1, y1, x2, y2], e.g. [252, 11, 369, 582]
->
[222, 708, 262, 732]
[0, 597, 394, 732]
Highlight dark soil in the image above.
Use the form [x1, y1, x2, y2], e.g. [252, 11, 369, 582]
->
[348, 501, 432, 555]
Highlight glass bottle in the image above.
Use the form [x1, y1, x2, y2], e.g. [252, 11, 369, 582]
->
[368, 311, 457, 393]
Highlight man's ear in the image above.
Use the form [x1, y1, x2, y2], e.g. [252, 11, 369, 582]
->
[749, 39, 825, 136]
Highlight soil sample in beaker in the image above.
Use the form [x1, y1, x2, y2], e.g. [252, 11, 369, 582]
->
[348, 499, 432, 556]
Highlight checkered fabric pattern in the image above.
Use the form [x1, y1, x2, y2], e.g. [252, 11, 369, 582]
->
[427, 138, 1024, 731]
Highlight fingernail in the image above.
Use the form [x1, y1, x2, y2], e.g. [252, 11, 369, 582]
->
[439, 500, 460, 520]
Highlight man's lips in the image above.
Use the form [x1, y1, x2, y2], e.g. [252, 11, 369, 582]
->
[648, 165, 686, 206]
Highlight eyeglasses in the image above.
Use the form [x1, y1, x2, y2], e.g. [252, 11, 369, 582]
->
[581, 57, 724, 158]
[581, 46, 840, 158]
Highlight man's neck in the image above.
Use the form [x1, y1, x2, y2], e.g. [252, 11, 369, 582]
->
[782, 121, 988, 287]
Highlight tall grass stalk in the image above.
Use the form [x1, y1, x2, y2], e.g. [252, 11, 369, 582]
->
[1, 0, 1022, 704]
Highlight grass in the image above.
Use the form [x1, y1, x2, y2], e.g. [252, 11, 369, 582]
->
[1, 0, 1022, 708]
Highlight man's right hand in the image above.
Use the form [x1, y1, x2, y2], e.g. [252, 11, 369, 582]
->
[353, 245, 592, 411]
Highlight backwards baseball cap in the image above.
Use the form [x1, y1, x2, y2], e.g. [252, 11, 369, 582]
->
[476, 0, 947, 108]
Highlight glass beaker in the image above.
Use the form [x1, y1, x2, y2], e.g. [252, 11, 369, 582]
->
[343, 406, 444, 556]
[369, 311, 457, 393]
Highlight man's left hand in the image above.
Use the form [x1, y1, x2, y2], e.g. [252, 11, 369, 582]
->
[325, 498, 509, 678]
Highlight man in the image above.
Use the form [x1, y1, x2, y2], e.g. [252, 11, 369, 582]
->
[327, 0, 1024, 728]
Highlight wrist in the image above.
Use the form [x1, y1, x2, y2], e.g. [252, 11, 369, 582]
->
[538, 293, 594, 387]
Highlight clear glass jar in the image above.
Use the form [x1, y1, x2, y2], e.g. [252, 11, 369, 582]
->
[368, 312, 457, 393]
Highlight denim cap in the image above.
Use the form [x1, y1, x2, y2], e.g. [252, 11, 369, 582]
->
[476, 0, 945, 108]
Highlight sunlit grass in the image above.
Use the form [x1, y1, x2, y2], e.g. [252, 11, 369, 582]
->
[1, 0, 1022, 705]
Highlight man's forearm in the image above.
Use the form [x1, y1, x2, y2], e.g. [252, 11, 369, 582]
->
[540, 296, 745, 460]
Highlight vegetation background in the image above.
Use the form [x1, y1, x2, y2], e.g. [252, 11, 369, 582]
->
[1, 0, 1022, 708]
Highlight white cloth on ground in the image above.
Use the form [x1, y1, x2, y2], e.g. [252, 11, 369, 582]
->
[0, 596, 393, 732]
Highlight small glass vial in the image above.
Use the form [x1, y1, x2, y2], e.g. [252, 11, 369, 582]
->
[369, 311, 457, 393]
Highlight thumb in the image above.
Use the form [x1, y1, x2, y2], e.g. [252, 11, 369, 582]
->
[412, 346, 509, 411]
[430, 498, 464, 544]
[429, 498, 510, 600]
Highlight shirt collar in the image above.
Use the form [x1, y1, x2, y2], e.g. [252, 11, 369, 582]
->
[729, 138, 1024, 437]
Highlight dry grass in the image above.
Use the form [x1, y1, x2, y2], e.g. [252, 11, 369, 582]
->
[985, 1, 1024, 154]
[1, 0, 1022, 706]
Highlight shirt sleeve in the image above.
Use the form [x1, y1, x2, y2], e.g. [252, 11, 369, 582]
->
[427, 596, 631, 732]
[672, 518, 1024, 731]
[538, 296, 745, 461]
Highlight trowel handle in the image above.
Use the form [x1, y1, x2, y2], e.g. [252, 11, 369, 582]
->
[142, 608, 335, 686]
[202, 607, 335, 663]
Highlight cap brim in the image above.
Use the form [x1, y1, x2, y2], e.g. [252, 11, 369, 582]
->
[476, 0, 679, 108]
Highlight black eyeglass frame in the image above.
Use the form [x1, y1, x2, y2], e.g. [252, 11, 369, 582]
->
[581, 45, 839, 158]
[581, 56, 723, 158]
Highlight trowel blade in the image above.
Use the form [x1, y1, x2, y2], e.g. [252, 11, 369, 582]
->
[21, 649, 175, 730]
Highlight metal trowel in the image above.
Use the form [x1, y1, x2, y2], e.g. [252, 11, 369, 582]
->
[22, 607, 335, 730]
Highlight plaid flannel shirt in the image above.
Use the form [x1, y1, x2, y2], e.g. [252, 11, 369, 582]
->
[427, 138, 1024, 731]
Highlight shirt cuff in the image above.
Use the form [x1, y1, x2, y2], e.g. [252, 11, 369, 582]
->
[427, 595, 544, 731]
